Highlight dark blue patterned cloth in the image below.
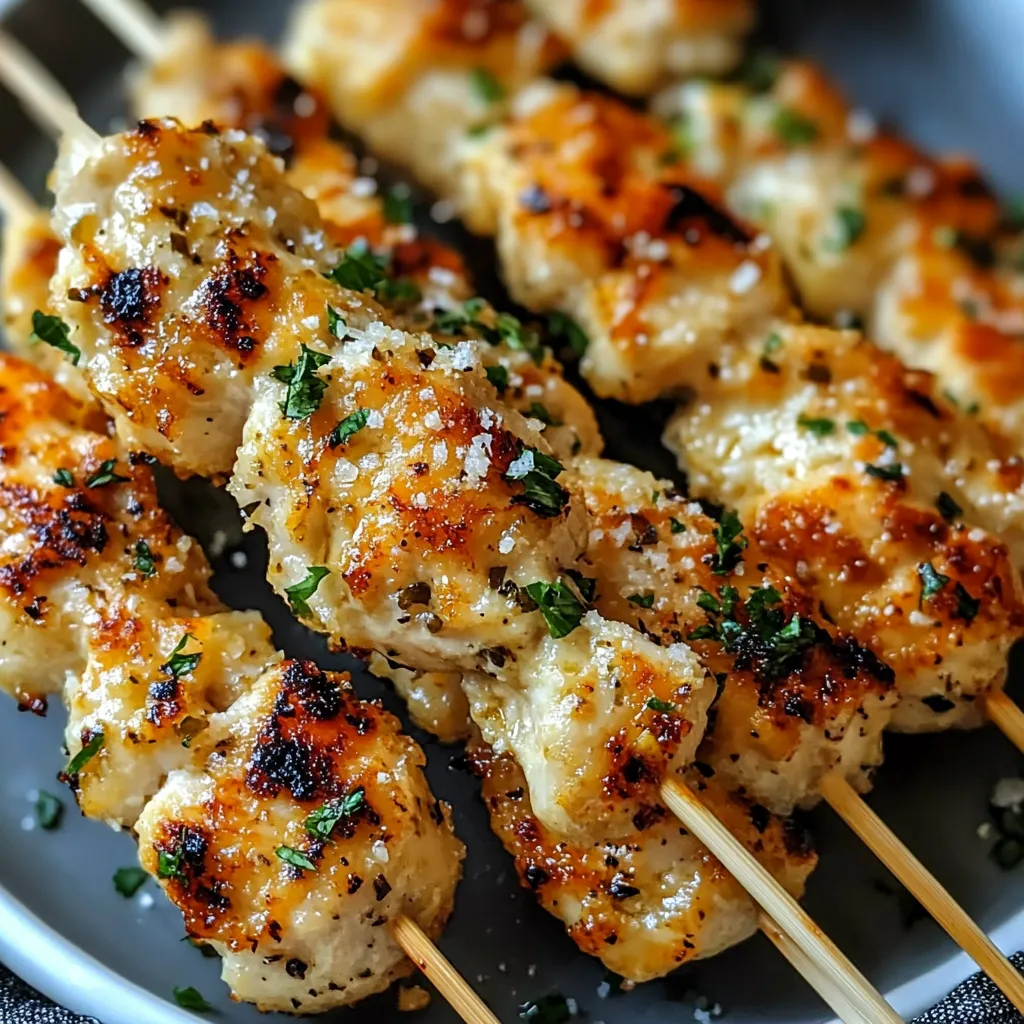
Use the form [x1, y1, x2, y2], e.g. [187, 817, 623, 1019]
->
[2, 956, 1022, 1023]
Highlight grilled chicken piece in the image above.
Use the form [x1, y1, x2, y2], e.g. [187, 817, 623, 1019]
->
[652, 62, 1024, 451]
[65, 606, 276, 828]
[569, 455, 896, 813]
[472, 744, 815, 982]
[665, 322, 1024, 731]
[137, 659, 464, 1014]
[284, 0, 564, 197]
[0, 354, 216, 707]
[523, 0, 754, 96]
[464, 611, 712, 842]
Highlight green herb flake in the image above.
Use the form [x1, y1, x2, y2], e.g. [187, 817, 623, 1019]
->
[711, 509, 747, 575]
[527, 402, 561, 426]
[383, 185, 413, 225]
[864, 462, 904, 483]
[326, 304, 346, 339]
[34, 790, 63, 830]
[162, 634, 202, 679]
[470, 67, 505, 104]
[917, 562, 950, 604]
[276, 845, 317, 872]
[485, 364, 509, 394]
[53, 468, 74, 488]
[63, 730, 104, 779]
[329, 409, 370, 448]
[954, 582, 980, 623]
[85, 459, 129, 488]
[628, 591, 655, 608]
[157, 845, 186, 882]
[306, 786, 366, 841]
[30, 311, 80, 365]
[113, 866, 149, 898]
[503, 445, 570, 519]
[134, 540, 156, 578]
[646, 697, 676, 713]
[377, 276, 423, 305]
[272, 344, 331, 420]
[547, 312, 589, 358]
[846, 419, 869, 436]
[740, 50, 781, 93]
[285, 566, 330, 618]
[172, 985, 212, 1013]
[797, 414, 835, 437]
[772, 107, 819, 146]
[669, 517, 685, 534]
[828, 206, 866, 251]
[936, 491, 963, 522]
[326, 244, 388, 291]
[524, 580, 585, 639]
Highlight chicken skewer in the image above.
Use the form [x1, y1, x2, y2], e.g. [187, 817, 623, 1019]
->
[0, 37, 897, 1015]
[277, 0, 1024, 1005]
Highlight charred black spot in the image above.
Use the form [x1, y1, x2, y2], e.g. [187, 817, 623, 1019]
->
[133, 119, 161, 140]
[749, 803, 770, 834]
[373, 874, 392, 901]
[608, 875, 641, 900]
[664, 184, 752, 245]
[783, 812, 816, 859]
[198, 250, 272, 356]
[281, 660, 342, 720]
[906, 389, 943, 419]
[524, 864, 549, 889]
[285, 958, 308, 980]
[830, 635, 896, 686]
[146, 677, 180, 726]
[347, 874, 364, 894]
[101, 267, 167, 347]
[247, 730, 317, 801]
[631, 803, 665, 832]
[783, 694, 815, 723]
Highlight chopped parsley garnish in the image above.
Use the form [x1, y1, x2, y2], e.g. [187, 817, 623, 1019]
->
[953, 582, 980, 623]
[772, 107, 819, 146]
[162, 634, 202, 679]
[760, 331, 783, 372]
[485, 364, 509, 394]
[284, 566, 330, 618]
[329, 409, 369, 448]
[383, 185, 413, 225]
[53, 468, 74, 488]
[276, 845, 317, 872]
[172, 986, 212, 1013]
[30, 311, 80, 365]
[85, 459, 129, 488]
[272, 344, 331, 420]
[503, 445, 570, 519]
[828, 206, 866, 251]
[34, 791, 62, 830]
[326, 244, 388, 291]
[917, 562, 949, 604]
[524, 580, 585, 639]
[797, 414, 835, 437]
[943, 389, 980, 415]
[740, 50, 781, 93]
[628, 591, 655, 608]
[710, 509, 747, 575]
[564, 569, 596, 603]
[157, 843, 186, 882]
[377, 276, 422, 305]
[527, 402, 561, 426]
[646, 697, 676, 713]
[134, 540, 156, 578]
[936, 491, 963, 522]
[669, 517, 685, 534]
[113, 866, 148, 897]
[864, 462, 904, 483]
[518, 994, 572, 1024]
[846, 420, 898, 448]
[64, 730, 104, 779]
[547, 312, 589, 358]
[470, 67, 505, 104]
[326, 304, 346, 339]
[306, 786, 366, 840]
[435, 300, 546, 363]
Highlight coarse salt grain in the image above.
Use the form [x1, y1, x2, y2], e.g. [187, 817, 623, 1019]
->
[372, 840, 390, 863]
[729, 259, 762, 294]
[498, 534, 515, 555]
[350, 177, 378, 198]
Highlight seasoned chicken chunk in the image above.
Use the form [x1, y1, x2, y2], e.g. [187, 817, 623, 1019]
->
[368, 654, 469, 743]
[570, 456, 896, 813]
[464, 611, 712, 842]
[524, 0, 754, 95]
[285, 0, 563, 196]
[665, 323, 1024, 731]
[0, 354, 215, 708]
[137, 660, 464, 1014]
[472, 745, 815, 982]
[459, 82, 790, 403]
[64, 607, 276, 828]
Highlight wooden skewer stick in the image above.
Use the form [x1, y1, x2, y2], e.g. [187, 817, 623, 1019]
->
[0, 81, 503, 1024]
[80, 0, 163, 62]
[660, 778, 903, 1023]
[986, 690, 1024, 755]
[820, 773, 1024, 1014]
[0, 31, 98, 145]
[0, 161, 36, 223]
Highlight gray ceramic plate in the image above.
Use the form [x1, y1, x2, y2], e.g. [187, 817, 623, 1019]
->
[0, 0, 1022, 1021]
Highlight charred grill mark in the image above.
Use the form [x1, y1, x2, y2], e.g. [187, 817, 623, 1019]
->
[198, 249, 273, 357]
[246, 722, 320, 801]
[100, 267, 168, 348]
[146, 677, 181, 727]
[281, 660, 343, 721]
[664, 185, 752, 246]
